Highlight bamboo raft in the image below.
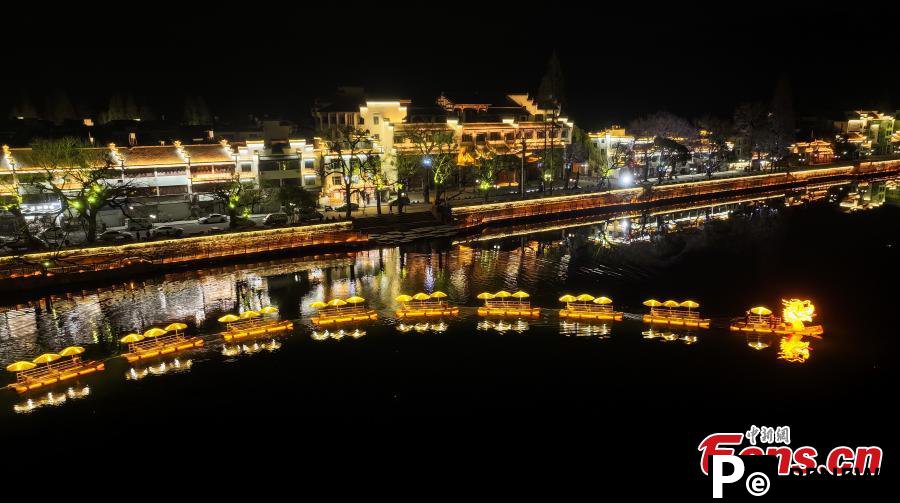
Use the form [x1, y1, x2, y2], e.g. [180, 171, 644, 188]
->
[558, 294, 624, 321]
[476, 291, 541, 318]
[641, 299, 710, 328]
[217, 306, 292, 342]
[119, 324, 204, 363]
[729, 301, 823, 337]
[310, 296, 378, 326]
[6, 347, 104, 394]
[395, 291, 460, 318]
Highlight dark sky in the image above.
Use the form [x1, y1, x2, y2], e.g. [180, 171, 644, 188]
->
[4, 5, 898, 130]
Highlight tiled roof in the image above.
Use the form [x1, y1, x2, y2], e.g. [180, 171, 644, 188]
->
[3, 144, 233, 171]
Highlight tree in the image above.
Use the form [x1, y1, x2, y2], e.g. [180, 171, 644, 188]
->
[733, 102, 769, 170]
[537, 51, 566, 109]
[564, 127, 603, 189]
[398, 125, 457, 207]
[360, 155, 392, 215]
[694, 115, 734, 176]
[474, 150, 516, 202]
[318, 126, 381, 218]
[211, 176, 269, 229]
[23, 137, 142, 243]
[278, 184, 316, 223]
[629, 111, 696, 181]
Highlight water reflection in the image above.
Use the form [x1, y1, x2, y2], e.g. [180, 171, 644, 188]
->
[642, 327, 699, 345]
[396, 321, 449, 334]
[476, 319, 530, 334]
[222, 339, 282, 358]
[778, 335, 812, 364]
[13, 386, 90, 414]
[559, 321, 612, 338]
[310, 328, 367, 341]
[125, 357, 193, 381]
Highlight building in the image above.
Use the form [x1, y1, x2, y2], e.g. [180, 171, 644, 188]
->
[835, 111, 896, 156]
[789, 140, 835, 165]
[313, 90, 575, 203]
[1, 141, 245, 226]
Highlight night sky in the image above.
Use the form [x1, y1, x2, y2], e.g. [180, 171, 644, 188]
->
[4, 6, 898, 130]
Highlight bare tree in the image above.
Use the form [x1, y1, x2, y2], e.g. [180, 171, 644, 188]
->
[23, 137, 141, 243]
[211, 175, 270, 229]
[318, 125, 381, 218]
[397, 125, 456, 207]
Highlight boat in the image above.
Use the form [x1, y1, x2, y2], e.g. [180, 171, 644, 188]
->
[310, 296, 378, 326]
[120, 324, 204, 363]
[475, 290, 540, 317]
[641, 299, 710, 328]
[5, 347, 105, 394]
[729, 299, 824, 336]
[558, 294, 623, 321]
[218, 306, 293, 342]
[395, 291, 460, 318]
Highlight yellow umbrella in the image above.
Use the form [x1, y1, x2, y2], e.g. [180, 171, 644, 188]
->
[59, 346, 85, 357]
[6, 361, 36, 372]
[395, 295, 413, 303]
[240, 310, 261, 319]
[32, 353, 62, 365]
[512, 291, 530, 299]
[593, 296, 613, 305]
[494, 291, 512, 298]
[643, 299, 662, 307]
[328, 299, 347, 307]
[346, 296, 366, 304]
[576, 294, 595, 302]
[144, 327, 167, 338]
[120, 333, 144, 343]
[259, 306, 279, 314]
[165, 322, 188, 332]
[412, 293, 431, 301]
[310, 301, 328, 309]
[750, 306, 772, 316]
[218, 314, 240, 323]
[430, 291, 448, 299]
[680, 300, 700, 309]
[558, 294, 577, 303]
[663, 300, 680, 308]
[476, 292, 495, 300]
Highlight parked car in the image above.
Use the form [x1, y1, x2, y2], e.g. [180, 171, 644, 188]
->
[298, 209, 324, 223]
[97, 230, 134, 243]
[198, 214, 228, 224]
[263, 213, 290, 226]
[126, 218, 153, 231]
[232, 217, 257, 229]
[332, 203, 359, 213]
[37, 227, 71, 246]
[151, 225, 184, 238]
[2, 236, 47, 251]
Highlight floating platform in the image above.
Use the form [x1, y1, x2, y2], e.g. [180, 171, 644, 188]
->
[642, 314, 710, 328]
[477, 306, 540, 318]
[396, 306, 459, 318]
[560, 309, 623, 321]
[8, 361, 105, 394]
[311, 309, 378, 326]
[729, 320, 823, 336]
[122, 337, 205, 363]
[221, 319, 293, 342]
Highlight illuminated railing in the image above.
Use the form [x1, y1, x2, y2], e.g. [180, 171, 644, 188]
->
[0, 221, 366, 280]
[451, 160, 900, 227]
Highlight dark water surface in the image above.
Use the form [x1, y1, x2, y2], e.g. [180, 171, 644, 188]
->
[1, 199, 897, 494]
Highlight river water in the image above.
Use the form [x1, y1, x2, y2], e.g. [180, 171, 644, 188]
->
[1, 189, 897, 489]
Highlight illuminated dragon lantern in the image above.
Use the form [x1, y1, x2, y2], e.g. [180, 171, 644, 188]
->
[781, 299, 815, 332]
